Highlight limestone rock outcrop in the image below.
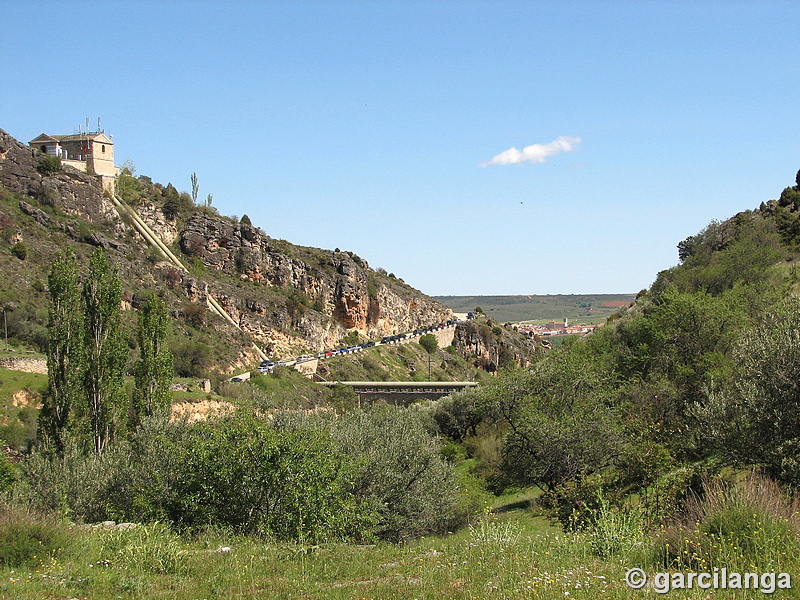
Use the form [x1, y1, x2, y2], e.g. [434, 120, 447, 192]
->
[0, 126, 453, 366]
[170, 212, 452, 355]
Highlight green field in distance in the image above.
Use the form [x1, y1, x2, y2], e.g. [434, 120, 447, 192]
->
[434, 294, 637, 324]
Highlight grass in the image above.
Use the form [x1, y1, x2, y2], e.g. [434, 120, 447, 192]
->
[8, 505, 795, 599]
[0, 368, 46, 450]
[0, 369, 47, 404]
[0, 509, 630, 600]
[2, 474, 800, 599]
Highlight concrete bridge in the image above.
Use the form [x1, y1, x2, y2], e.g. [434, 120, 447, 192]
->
[318, 380, 477, 405]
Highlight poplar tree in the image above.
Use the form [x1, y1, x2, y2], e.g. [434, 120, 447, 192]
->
[42, 251, 85, 452]
[82, 249, 126, 455]
[190, 172, 199, 205]
[133, 294, 173, 421]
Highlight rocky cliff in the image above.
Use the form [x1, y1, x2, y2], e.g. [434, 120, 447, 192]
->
[453, 318, 541, 371]
[0, 127, 452, 370]
[165, 210, 451, 356]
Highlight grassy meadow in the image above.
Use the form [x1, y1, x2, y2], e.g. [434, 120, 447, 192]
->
[0, 502, 672, 600]
[3, 473, 800, 600]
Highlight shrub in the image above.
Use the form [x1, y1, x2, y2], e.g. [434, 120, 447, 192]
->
[36, 155, 61, 175]
[181, 303, 207, 327]
[433, 389, 483, 442]
[419, 333, 438, 355]
[145, 414, 369, 541]
[327, 407, 470, 541]
[0, 454, 16, 492]
[11, 242, 27, 260]
[171, 340, 212, 377]
[19, 437, 132, 522]
[652, 471, 800, 571]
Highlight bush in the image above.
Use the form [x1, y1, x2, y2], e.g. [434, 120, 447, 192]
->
[36, 155, 61, 175]
[139, 414, 369, 541]
[327, 407, 470, 541]
[419, 333, 438, 355]
[11, 242, 27, 260]
[20, 437, 132, 522]
[181, 303, 207, 327]
[19, 416, 371, 542]
[0, 455, 16, 492]
[433, 389, 483, 442]
[171, 340, 212, 377]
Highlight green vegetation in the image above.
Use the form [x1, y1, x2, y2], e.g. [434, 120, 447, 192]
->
[10, 242, 27, 260]
[319, 340, 490, 383]
[35, 155, 61, 175]
[81, 250, 127, 455]
[418, 333, 438, 355]
[0, 370, 46, 450]
[132, 294, 173, 421]
[40, 251, 83, 453]
[7, 144, 800, 597]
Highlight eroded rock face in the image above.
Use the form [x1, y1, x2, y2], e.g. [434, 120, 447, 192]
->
[177, 212, 452, 351]
[136, 203, 179, 245]
[0, 127, 453, 363]
[453, 320, 540, 371]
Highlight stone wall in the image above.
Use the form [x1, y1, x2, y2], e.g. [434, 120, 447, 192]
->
[0, 356, 47, 375]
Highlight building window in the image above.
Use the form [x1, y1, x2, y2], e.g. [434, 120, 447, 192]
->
[102, 145, 106, 153]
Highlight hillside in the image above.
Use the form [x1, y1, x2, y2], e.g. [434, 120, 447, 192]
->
[0, 127, 455, 372]
[2, 152, 800, 600]
[440, 167, 800, 516]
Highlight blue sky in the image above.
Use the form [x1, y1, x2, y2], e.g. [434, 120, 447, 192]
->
[3, 1, 800, 295]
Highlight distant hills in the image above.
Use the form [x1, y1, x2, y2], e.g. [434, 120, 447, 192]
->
[434, 294, 637, 323]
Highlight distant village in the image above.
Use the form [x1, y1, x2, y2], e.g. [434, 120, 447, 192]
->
[516, 319, 604, 337]
[514, 299, 634, 338]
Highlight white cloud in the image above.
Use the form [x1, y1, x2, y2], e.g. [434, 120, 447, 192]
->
[480, 136, 581, 167]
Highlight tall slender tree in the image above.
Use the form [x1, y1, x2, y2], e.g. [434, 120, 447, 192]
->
[82, 249, 126, 455]
[190, 172, 199, 205]
[41, 251, 85, 452]
[133, 294, 173, 422]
